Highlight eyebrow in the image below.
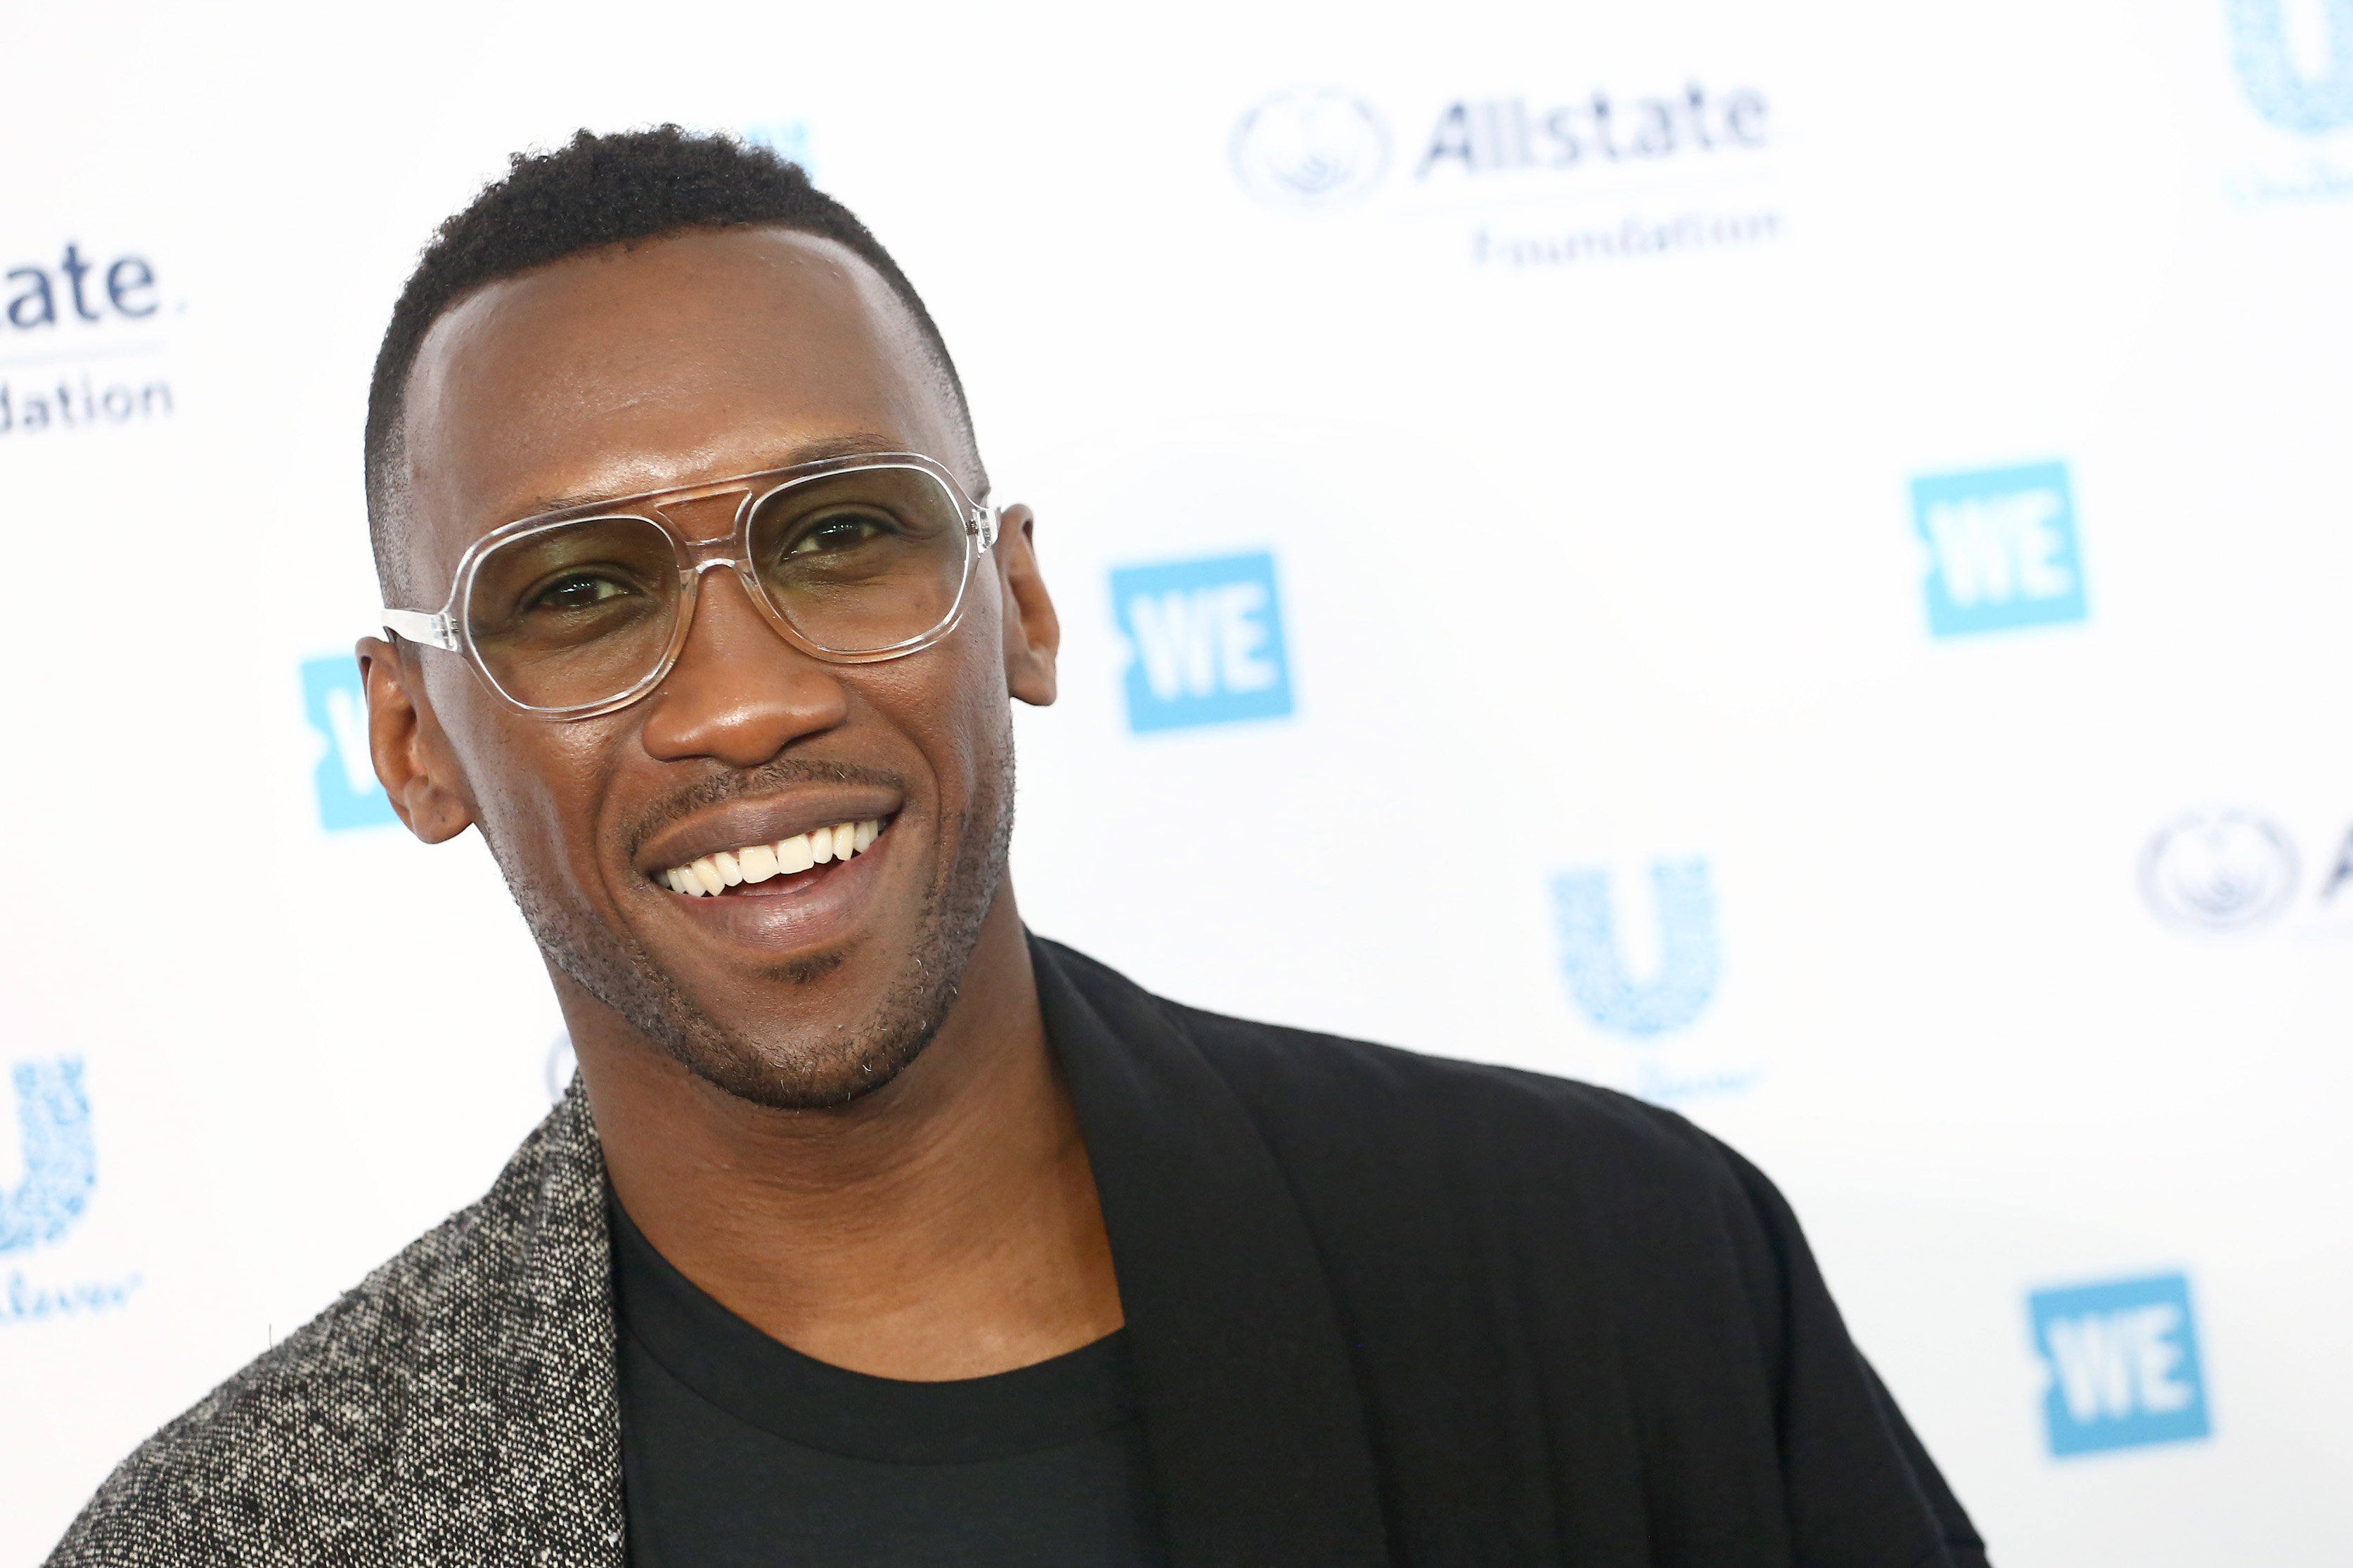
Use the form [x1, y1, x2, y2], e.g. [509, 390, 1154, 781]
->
[509, 432, 914, 518]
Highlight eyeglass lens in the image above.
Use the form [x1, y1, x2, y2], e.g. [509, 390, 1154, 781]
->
[463, 467, 972, 711]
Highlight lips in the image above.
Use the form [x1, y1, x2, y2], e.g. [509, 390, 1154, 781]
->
[660, 817, 884, 896]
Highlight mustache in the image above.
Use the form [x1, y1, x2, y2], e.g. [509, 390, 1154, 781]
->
[624, 756, 910, 859]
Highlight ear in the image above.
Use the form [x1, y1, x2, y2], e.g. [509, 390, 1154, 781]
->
[993, 505, 1059, 707]
[356, 636, 477, 844]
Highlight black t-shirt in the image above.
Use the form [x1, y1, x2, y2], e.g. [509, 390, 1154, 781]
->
[610, 1198, 1167, 1567]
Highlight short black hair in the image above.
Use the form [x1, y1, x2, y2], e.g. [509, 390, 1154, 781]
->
[364, 124, 974, 599]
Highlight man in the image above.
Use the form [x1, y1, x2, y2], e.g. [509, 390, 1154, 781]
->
[50, 127, 1989, 1567]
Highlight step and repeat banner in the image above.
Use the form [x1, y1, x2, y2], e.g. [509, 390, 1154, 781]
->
[2, 1, 2347, 1561]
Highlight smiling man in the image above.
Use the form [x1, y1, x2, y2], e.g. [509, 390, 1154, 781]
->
[51, 129, 1989, 1568]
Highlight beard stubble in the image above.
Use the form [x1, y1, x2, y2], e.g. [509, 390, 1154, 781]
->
[491, 735, 1015, 1110]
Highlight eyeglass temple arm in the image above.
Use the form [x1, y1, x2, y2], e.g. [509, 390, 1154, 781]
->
[974, 505, 1002, 550]
[380, 608, 458, 651]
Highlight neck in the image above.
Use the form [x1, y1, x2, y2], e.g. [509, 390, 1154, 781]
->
[561, 893, 1123, 1380]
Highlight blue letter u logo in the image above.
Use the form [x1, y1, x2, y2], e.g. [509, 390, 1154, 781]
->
[2229, 0, 2353, 133]
[0, 1058, 96, 1255]
[1552, 861, 1721, 1037]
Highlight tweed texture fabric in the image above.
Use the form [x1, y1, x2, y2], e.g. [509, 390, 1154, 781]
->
[45, 1082, 625, 1567]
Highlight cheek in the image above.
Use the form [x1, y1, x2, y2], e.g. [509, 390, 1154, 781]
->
[853, 633, 1012, 805]
[432, 665, 614, 873]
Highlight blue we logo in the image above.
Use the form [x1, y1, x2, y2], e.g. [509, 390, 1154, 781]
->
[2029, 1273, 2212, 1456]
[302, 656, 397, 831]
[1912, 462, 2087, 637]
[1111, 552, 1294, 733]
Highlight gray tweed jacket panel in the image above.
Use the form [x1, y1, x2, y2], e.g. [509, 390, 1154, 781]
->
[46, 1084, 626, 1567]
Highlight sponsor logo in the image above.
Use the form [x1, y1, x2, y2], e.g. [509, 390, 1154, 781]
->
[1550, 858, 1752, 1103]
[1110, 552, 1294, 733]
[1, 1056, 137, 1326]
[1417, 84, 1769, 177]
[1911, 462, 2087, 637]
[2222, 1, 2353, 202]
[1552, 859, 1722, 1037]
[2142, 809, 2298, 931]
[302, 656, 397, 831]
[1234, 79, 1781, 268]
[2228, 0, 2353, 134]
[0, 1059, 94, 1256]
[1, 240, 175, 439]
[2137, 805, 2353, 935]
[2030, 1272, 2212, 1456]
[1232, 89, 1391, 209]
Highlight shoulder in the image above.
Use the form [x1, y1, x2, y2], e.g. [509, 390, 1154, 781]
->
[1043, 940, 1788, 1270]
[44, 1099, 586, 1567]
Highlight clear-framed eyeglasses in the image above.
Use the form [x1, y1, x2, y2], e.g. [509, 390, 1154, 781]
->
[380, 451, 1001, 720]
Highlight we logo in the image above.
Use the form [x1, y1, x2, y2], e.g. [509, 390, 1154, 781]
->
[1911, 462, 2088, 637]
[2029, 1273, 2212, 1456]
[1110, 552, 1294, 733]
[302, 656, 397, 831]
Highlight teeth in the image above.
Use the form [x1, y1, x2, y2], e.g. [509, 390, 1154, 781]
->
[664, 819, 884, 895]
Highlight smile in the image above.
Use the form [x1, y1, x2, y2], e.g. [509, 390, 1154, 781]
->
[661, 818, 887, 898]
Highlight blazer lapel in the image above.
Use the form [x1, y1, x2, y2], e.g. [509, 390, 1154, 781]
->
[391, 1083, 627, 1565]
[1035, 938, 1391, 1568]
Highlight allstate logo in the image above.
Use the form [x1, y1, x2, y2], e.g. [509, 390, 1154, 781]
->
[2141, 808, 2298, 931]
[1552, 860, 1721, 1037]
[1, 1058, 96, 1255]
[2227, 0, 2353, 134]
[1232, 88, 1391, 210]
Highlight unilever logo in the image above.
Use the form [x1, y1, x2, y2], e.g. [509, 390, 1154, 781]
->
[1110, 552, 1294, 732]
[2030, 1273, 2212, 1456]
[303, 655, 397, 831]
[3, 1056, 137, 1324]
[1911, 462, 2087, 638]
[2228, 0, 2353, 134]
[1551, 860, 1721, 1037]
[1232, 89, 1392, 209]
[1, 1059, 95, 1255]
[2141, 809, 2299, 931]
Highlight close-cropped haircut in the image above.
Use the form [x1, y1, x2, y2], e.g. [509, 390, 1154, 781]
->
[363, 125, 976, 600]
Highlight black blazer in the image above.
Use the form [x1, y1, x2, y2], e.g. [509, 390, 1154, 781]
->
[1036, 936, 1988, 1567]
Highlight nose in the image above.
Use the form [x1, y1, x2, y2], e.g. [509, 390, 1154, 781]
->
[637, 571, 849, 767]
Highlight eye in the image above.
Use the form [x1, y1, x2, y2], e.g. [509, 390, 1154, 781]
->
[531, 571, 638, 612]
[784, 512, 894, 556]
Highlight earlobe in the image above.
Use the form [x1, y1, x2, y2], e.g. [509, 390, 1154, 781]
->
[995, 506, 1060, 708]
[356, 637, 477, 844]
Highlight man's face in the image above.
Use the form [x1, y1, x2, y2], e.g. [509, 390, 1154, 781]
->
[378, 228, 1056, 1107]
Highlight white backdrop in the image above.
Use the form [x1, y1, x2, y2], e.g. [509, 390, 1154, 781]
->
[3, 1, 2348, 1561]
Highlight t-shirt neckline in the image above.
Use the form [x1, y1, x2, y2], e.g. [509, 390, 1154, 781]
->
[607, 1194, 1141, 1465]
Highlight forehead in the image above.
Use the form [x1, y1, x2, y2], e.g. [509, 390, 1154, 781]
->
[397, 227, 961, 587]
